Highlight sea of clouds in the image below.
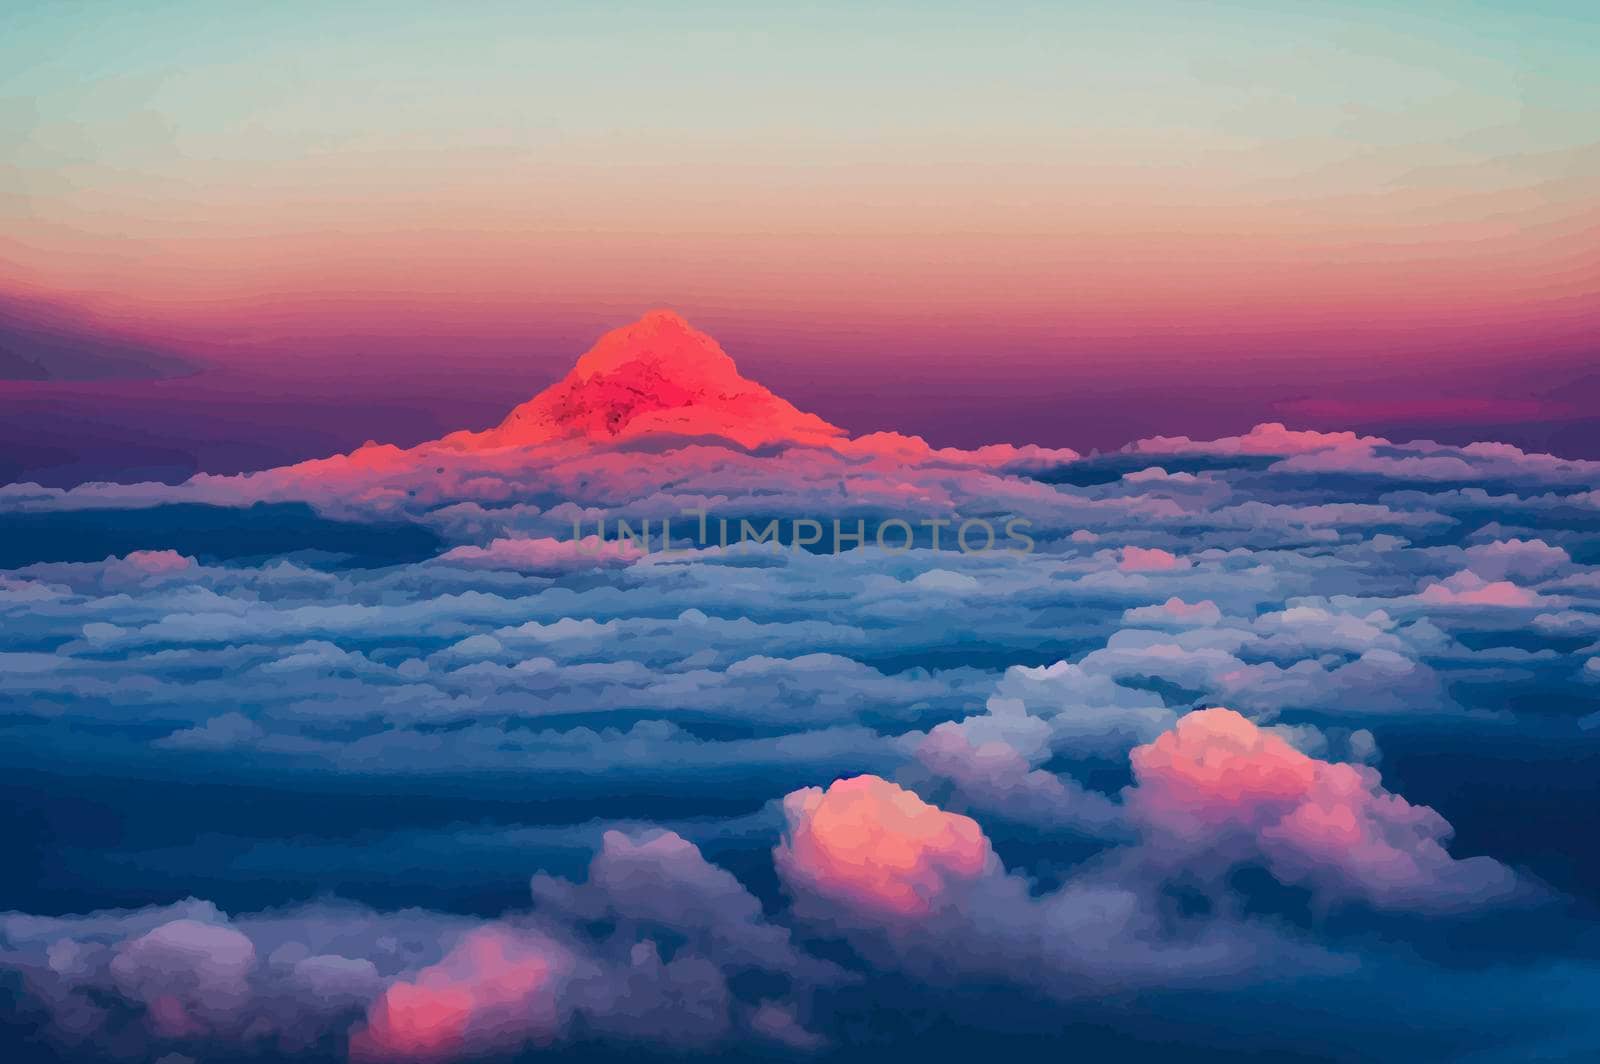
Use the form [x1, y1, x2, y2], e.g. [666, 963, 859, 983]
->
[3, 422, 1600, 1061]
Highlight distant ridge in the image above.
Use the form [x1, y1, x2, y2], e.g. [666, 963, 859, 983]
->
[0, 294, 196, 381]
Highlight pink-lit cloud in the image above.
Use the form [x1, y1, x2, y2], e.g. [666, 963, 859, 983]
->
[1119, 546, 1186, 572]
[1126, 708, 1520, 911]
[773, 774, 1337, 994]
[1418, 571, 1542, 608]
[774, 775, 998, 918]
[1129, 423, 1381, 457]
[349, 927, 571, 1063]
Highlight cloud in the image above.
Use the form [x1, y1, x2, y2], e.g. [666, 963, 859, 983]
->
[908, 568, 981, 593]
[1128, 423, 1382, 457]
[1122, 466, 1199, 484]
[154, 712, 266, 750]
[775, 775, 997, 918]
[1119, 546, 1187, 572]
[908, 723, 1125, 835]
[748, 1001, 826, 1051]
[109, 919, 258, 1038]
[955, 660, 1176, 762]
[1418, 570, 1542, 608]
[1462, 538, 1570, 581]
[530, 828, 825, 979]
[1123, 596, 1223, 627]
[1125, 708, 1521, 911]
[349, 926, 572, 1063]
[2, 830, 838, 1062]
[773, 774, 1336, 996]
[4, 362, 1599, 1061]
[436, 535, 641, 573]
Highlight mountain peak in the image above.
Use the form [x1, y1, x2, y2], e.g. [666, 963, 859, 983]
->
[443, 310, 845, 451]
[567, 308, 741, 386]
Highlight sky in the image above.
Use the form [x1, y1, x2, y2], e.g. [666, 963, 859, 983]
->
[1, 1, 1597, 480]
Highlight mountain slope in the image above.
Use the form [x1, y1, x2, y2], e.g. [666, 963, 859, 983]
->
[442, 310, 845, 451]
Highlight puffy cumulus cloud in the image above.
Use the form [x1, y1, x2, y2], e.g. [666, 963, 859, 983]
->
[435, 535, 641, 573]
[154, 711, 267, 750]
[1122, 596, 1223, 628]
[1124, 424, 1597, 488]
[1073, 630, 1247, 689]
[1532, 610, 1600, 637]
[1274, 448, 1479, 481]
[1198, 499, 1447, 537]
[1128, 423, 1382, 457]
[349, 926, 572, 1062]
[775, 775, 998, 918]
[1218, 648, 1451, 718]
[1122, 466, 1200, 484]
[907, 723, 1125, 836]
[0, 898, 472, 1058]
[748, 1000, 827, 1051]
[955, 660, 1177, 763]
[1125, 709, 1521, 912]
[773, 775, 1332, 996]
[907, 568, 981, 593]
[3, 830, 835, 1063]
[109, 919, 258, 1038]
[5, 551, 202, 603]
[1118, 545, 1187, 572]
[100, 550, 199, 588]
[1073, 628, 1452, 719]
[350, 829, 837, 1059]
[774, 726, 1513, 1005]
[1461, 538, 1571, 582]
[1418, 570, 1543, 608]
[0, 574, 67, 609]
[542, 835, 840, 1052]
[530, 829, 827, 981]
[1250, 605, 1401, 655]
[1240, 432, 1600, 486]
[828, 431, 1080, 472]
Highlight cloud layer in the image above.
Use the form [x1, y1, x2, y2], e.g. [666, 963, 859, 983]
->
[3, 397, 1599, 1060]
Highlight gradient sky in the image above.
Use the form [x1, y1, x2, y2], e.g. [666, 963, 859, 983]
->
[2, 1, 1598, 475]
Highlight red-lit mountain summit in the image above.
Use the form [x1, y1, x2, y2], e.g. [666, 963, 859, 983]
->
[445, 310, 845, 452]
